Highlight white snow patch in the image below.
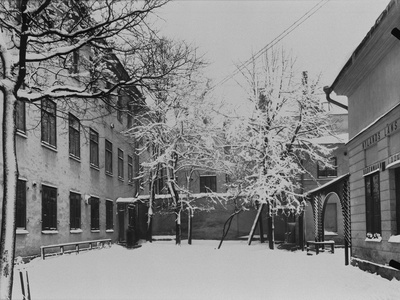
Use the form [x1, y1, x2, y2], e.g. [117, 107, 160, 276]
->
[11, 241, 400, 300]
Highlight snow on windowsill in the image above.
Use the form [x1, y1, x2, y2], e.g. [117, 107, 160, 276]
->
[16, 130, 27, 139]
[106, 229, 114, 233]
[91, 230, 100, 233]
[70, 229, 83, 234]
[16, 229, 29, 235]
[42, 230, 58, 234]
[41, 142, 57, 152]
[365, 237, 382, 243]
[388, 235, 400, 243]
[69, 155, 81, 163]
[90, 164, 100, 171]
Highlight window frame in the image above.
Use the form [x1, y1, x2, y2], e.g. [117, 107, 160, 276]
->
[69, 113, 81, 159]
[128, 155, 133, 185]
[317, 157, 338, 178]
[395, 168, 400, 235]
[90, 197, 100, 231]
[90, 128, 99, 168]
[200, 175, 217, 193]
[16, 99, 26, 133]
[118, 148, 124, 180]
[16, 179, 27, 229]
[41, 98, 57, 148]
[42, 185, 57, 231]
[365, 171, 381, 235]
[70, 192, 81, 230]
[106, 200, 114, 230]
[105, 139, 113, 175]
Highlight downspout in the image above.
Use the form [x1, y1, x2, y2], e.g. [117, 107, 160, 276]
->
[323, 86, 348, 111]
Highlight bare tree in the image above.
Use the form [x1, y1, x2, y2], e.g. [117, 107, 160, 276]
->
[222, 48, 334, 249]
[0, 0, 201, 298]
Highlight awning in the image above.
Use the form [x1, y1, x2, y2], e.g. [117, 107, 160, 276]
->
[306, 173, 350, 196]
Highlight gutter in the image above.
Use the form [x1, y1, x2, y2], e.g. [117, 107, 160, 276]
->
[323, 86, 348, 111]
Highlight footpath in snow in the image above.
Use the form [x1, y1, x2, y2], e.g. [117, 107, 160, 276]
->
[12, 240, 400, 300]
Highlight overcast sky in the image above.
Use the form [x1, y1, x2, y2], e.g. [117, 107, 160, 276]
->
[153, 0, 390, 106]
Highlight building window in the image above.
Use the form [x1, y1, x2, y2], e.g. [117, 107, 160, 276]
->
[69, 113, 80, 158]
[317, 157, 337, 178]
[395, 168, 400, 234]
[16, 100, 26, 133]
[70, 192, 81, 230]
[200, 175, 217, 193]
[70, 50, 79, 74]
[42, 185, 57, 231]
[91, 197, 100, 230]
[128, 155, 133, 184]
[117, 94, 123, 122]
[41, 98, 57, 147]
[105, 140, 113, 175]
[365, 172, 381, 235]
[155, 168, 166, 194]
[127, 102, 133, 128]
[105, 81, 112, 112]
[106, 200, 113, 230]
[90, 129, 99, 168]
[118, 149, 124, 180]
[16, 179, 27, 229]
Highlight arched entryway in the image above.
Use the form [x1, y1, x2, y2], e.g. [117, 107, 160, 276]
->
[322, 192, 344, 245]
[306, 173, 351, 265]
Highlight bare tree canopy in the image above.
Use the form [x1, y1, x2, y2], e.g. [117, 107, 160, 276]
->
[0, 1, 204, 298]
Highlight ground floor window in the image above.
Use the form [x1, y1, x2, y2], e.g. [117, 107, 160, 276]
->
[106, 200, 114, 230]
[395, 168, 400, 234]
[365, 172, 381, 235]
[42, 185, 57, 231]
[91, 197, 100, 230]
[70, 192, 81, 230]
[16, 179, 27, 229]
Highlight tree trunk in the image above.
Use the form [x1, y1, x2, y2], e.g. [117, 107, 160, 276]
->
[0, 91, 19, 300]
[267, 203, 274, 250]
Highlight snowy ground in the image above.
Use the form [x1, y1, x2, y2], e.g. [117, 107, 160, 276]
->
[12, 240, 400, 300]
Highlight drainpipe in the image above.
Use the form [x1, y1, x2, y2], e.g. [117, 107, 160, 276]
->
[323, 86, 348, 111]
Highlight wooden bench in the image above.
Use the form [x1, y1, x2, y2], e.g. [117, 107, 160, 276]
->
[306, 240, 335, 254]
[41, 239, 112, 260]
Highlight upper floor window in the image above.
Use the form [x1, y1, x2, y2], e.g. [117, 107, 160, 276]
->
[70, 50, 79, 74]
[127, 102, 133, 128]
[200, 175, 217, 193]
[69, 113, 80, 159]
[16, 100, 26, 133]
[42, 185, 57, 231]
[90, 129, 99, 168]
[117, 93, 123, 122]
[105, 81, 112, 112]
[365, 172, 381, 235]
[118, 148, 124, 180]
[317, 157, 337, 178]
[128, 155, 133, 184]
[105, 140, 113, 175]
[70, 192, 81, 230]
[41, 99, 57, 147]
[16, 179, 27, 229]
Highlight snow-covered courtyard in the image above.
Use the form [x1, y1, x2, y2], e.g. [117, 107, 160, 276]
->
[12, 240, 400, 300]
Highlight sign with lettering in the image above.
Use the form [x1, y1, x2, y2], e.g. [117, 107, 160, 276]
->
[362, 118, 399, 150]
[387, 152, 400, 168]
[363, 161, 386, 176]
